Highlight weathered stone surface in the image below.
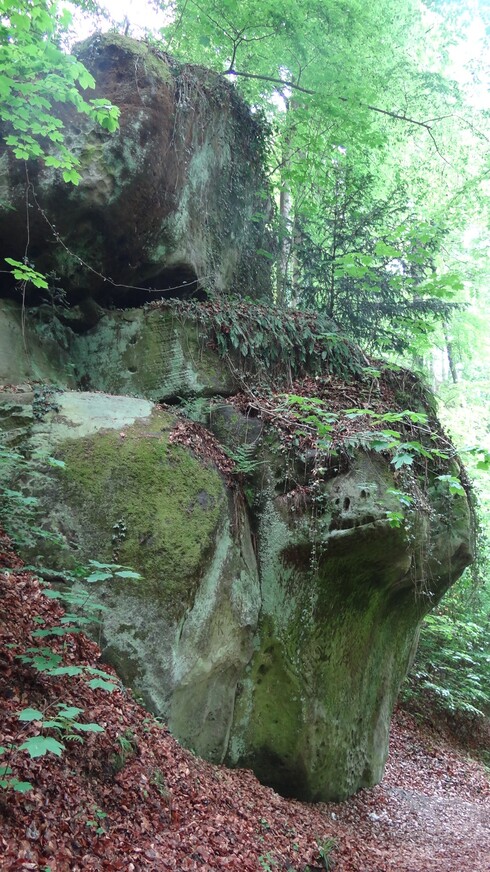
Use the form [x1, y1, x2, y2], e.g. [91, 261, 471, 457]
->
[0, 383, 473, 801]
[0, 301, 236, 400]
[0, 34, 271, 305]
[0, 390, 260, 763]
[0, 300, 75, 387]
[206, 406, 473, 800]
[0, 29, 475, 805]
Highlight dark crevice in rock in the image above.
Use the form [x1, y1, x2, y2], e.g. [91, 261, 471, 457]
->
[97, 265, 204, 309]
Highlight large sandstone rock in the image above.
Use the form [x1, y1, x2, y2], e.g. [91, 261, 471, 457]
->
[0, 391, 260, 764]
[0, 30, 475, 799]
[0, 34, 271, 305]
[222, 428, 471, 799]
[0, 300, 236, 399]
[0, 374, 473, 801]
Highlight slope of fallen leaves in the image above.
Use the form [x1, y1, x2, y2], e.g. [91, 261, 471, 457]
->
[1, 531, 489, 872]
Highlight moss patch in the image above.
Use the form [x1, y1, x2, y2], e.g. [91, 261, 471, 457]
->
[75, 33, 173, 87]
[55, 409, 226, 617]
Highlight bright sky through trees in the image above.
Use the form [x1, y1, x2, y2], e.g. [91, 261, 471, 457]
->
[68, 0, 168, 41]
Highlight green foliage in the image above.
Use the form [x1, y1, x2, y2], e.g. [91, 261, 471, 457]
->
[85, 805, 108, 836]
[258, 853, 278, 871]
[0, 0, 120, 180]
[225, 443, 263, 475]
[404, 577, 490, 718]
[163, 297, 364, 381]
[1, 473, 63, 549]
[404, 373, 490, 724]
[111, 729, 137, 772]
[295, 164, 460, 352]
[1, 702, 105, 792]
[4, 257, 49, 289]
[157, 0, 488, 349]
[386, 489, 414, 529]
[284, 395, 456, 475]
[0, 447, 143, 794]
[315, 837, 337, 871]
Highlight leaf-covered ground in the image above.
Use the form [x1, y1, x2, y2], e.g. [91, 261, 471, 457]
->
[1, 532, 489, 871]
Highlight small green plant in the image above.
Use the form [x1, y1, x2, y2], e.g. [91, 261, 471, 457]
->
[5, 257, 49, 289]
[283, 396, 465, 483]
[0, 444, 142, 794]
[151, 768, 170, 798]
[385, 488, 414, 528]
[85, 806, 108, 836]
[157, 296, 363, 381]
[258, 853, 278, 871]
[225, 443, 264, 475]
[112, 729, 137, 772]
[0, 704, 104, 793]
[0, 445, 65, 546]
[435, 474, 465, 496]
[316, 837, 337, 870]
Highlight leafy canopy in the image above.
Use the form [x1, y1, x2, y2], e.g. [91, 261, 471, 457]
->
[156, 0, 488, 352]
[0, 0, 119, 183]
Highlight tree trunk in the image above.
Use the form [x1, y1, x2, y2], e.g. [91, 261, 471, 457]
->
[444, 325, 458, 383]
[276, 182, 293, 305]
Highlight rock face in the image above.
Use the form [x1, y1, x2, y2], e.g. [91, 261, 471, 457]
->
[0, 302, 474, 801]
[223, 435, 471, 800]
[0, 38, 474, 801]
[0, 34, 271, 305]
[1, 390, 260, 764]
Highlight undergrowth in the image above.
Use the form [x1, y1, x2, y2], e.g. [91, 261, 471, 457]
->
[151, 296, 365, 381]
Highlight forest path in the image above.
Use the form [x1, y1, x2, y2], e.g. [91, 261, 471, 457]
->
[318, 709, 490, 871]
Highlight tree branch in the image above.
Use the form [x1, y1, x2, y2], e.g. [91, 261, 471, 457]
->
[224, 67, 452, 135]
[224, 67, 315, 95]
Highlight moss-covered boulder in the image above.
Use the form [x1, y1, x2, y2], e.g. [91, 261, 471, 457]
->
[0, 391, 260, 763]
[0, 384, 473, 802]
[205, 404, 473, 800]
[0, 34, 271, 305]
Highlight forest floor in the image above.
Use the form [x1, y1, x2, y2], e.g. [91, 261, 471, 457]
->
[1, 532, 489, 872]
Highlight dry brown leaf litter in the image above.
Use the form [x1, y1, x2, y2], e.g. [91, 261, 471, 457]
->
[1, 533, 489, 872]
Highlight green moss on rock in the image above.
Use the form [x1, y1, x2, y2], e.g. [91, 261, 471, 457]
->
[55, 409, 226, 615]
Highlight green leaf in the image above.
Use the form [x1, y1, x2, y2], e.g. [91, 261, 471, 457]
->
[32, 626, 80, 638]
[78, 69, 95, 90]
[75, 723, 105, 733]
[62, 168, 81, 185]
[88, 678, 117, 692]
[85, 571, 112, 583]
[47, 664, 85, 676]
[392, 452, 414, 469]
[436, 474, 465, 496]
[13, 780, 33, 793]
[114, 570, 141, 579]
[56, 706, 83, 719]
[18, 708, 43, 722]
[85, 667, 118, 680]
[374, 241, 400, 258]
[19, 736, 65, 758]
